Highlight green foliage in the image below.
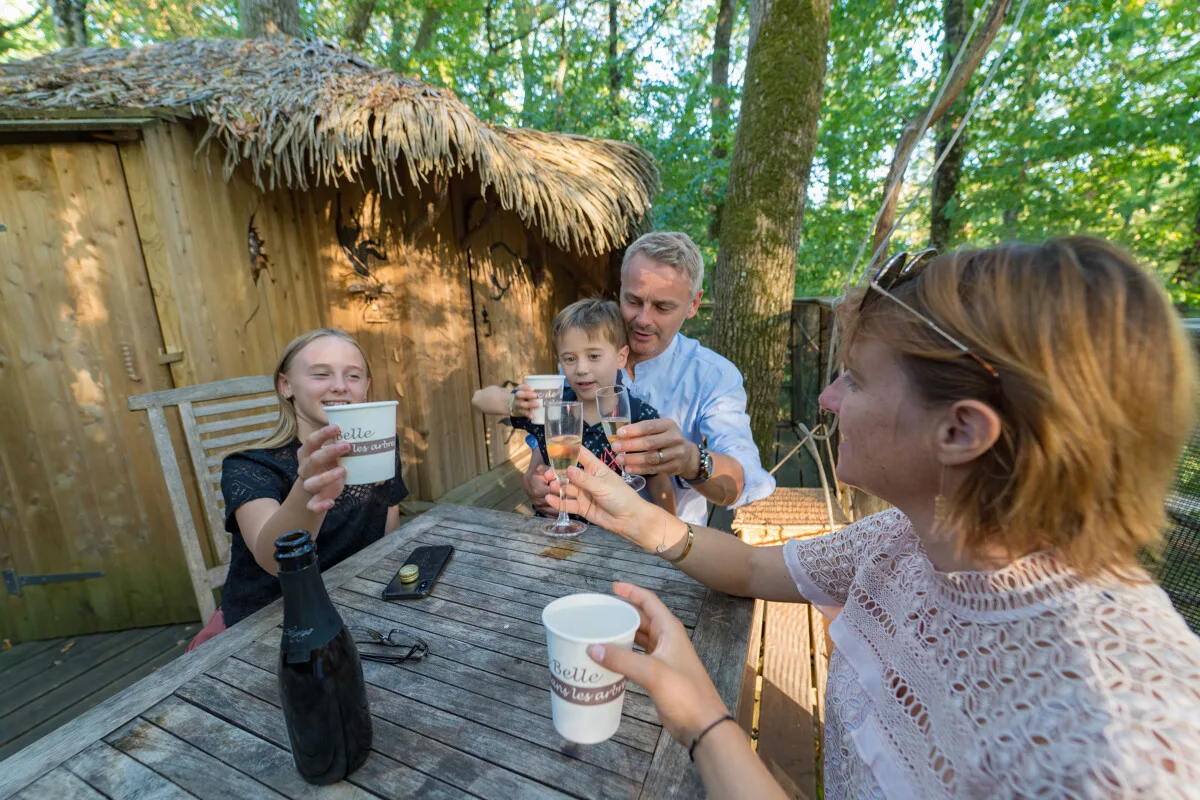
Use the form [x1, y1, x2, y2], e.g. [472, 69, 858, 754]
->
[3, 0, 1195, 309]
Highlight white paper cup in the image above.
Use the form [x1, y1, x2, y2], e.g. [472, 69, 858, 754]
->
[542, 593, 641, 744]
[321, 400, 399, 485]
[524, 375, 565, 426]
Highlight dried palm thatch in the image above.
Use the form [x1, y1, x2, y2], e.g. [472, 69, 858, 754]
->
[0, 38, 658, 255]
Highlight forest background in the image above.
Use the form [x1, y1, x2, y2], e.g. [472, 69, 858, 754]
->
[2, 0, 1197, 456]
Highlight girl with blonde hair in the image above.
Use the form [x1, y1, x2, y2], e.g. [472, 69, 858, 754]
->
[188, 328, 408, 649]
[549, 237, 1200, 798]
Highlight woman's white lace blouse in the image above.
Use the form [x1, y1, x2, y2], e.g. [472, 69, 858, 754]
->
[782, 509, 1200, 799]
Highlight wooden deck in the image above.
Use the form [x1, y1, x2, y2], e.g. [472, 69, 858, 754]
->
[0, 623, 196, 761]
[435, 446, 536, 516]
[732, 488, 842, 800]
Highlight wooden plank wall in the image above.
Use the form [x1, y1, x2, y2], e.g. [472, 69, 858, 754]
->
[0, 123, 607, 641]
[121, 123, 572, 501]
[461, 175, 602, 470]
[0, 142, 201, 641]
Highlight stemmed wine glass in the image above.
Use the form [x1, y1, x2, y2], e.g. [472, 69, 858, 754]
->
[541, 401, 587, 537]
[595, 385, 646, 492]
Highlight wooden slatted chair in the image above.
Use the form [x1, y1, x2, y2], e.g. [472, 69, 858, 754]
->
[128, 376, 278, 621]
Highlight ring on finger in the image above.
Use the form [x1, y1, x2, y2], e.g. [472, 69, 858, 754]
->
[657, 449, 665, 465]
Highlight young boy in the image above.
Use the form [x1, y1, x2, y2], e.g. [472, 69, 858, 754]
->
[473, 298, 676, 516]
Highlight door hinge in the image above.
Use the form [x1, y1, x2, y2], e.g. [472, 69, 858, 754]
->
[3, 568, 105, 596]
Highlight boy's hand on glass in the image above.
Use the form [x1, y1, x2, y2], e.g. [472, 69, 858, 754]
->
[525, 462, 556, 516]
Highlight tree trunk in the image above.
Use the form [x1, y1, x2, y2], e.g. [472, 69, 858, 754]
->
[553, 5, 570, 125]
[411, 4, 442, 59]
[711, 0, 831, 461]
[239, 0, 301, 39]
[344, 0, 379, 47]
[711, 0, 735, 160]
[929, 0, 969, 251]
[706, 0, 737, 240]
[608, 0, 621, 122]
[1176, 191, 1200, 285]
[53, 0, 87, 47]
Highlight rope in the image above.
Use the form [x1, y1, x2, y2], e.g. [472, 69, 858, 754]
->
[847, 0, 1033, 290]
[841, 5, 988, 287]
[824, 0, 1033, 393]
[769, 422, 841, 531]
[791, 0, 1033, 523]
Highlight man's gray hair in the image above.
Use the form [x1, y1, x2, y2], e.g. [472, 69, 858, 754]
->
[621, 232, 705, 297]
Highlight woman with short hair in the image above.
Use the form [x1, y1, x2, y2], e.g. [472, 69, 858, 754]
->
[550, 237, 1200, 798]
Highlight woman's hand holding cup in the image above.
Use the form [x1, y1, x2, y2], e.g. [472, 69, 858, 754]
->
[586, 583, 730, 747]
[296, 424, 351, 514]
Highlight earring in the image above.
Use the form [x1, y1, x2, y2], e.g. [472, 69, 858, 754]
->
[933, 465, 948, 529]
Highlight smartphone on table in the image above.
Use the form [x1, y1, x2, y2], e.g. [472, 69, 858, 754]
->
[382, 545, 453, 600]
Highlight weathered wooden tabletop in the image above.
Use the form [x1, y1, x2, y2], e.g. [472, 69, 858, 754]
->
[0, 504, 754, 799]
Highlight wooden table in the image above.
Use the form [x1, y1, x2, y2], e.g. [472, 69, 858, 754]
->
[0, 505, 754, 799]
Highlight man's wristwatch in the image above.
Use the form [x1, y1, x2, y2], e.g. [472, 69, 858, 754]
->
[691, 437, 713, 484]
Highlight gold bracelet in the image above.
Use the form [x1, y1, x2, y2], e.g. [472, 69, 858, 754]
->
[661, 524, 694, 564]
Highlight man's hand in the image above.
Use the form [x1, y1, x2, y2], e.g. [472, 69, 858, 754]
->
[610, 418, 701, 479]
[523, 455, 556, 517]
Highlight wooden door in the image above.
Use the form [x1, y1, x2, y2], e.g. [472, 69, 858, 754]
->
[466, 211, 574, 469]
[0, 142, 198, 642]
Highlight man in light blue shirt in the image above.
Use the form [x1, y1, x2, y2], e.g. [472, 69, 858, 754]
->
[525, 232, 775, 525]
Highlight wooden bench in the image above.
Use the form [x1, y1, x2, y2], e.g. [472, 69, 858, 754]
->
[733, 487, 847, 800]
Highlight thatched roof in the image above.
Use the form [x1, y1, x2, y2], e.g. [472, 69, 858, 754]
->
[0, 38, 658, 256]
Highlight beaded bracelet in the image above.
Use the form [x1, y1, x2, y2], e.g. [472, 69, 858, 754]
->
[688, 714, 735, 762]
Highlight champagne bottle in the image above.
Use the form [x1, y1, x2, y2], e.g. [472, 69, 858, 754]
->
[275, 530, 373, 784]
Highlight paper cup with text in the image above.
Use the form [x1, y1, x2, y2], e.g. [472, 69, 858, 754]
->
[542, 593, 641, 744]
[321, 400, 399, 485]
[523, 375, 565, 426]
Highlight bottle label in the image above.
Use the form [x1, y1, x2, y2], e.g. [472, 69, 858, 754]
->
[279, 565, 348, 664]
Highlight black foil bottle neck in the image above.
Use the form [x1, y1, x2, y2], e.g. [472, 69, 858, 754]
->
[276, 530, 317, 572]
[274, 530, 341, 664]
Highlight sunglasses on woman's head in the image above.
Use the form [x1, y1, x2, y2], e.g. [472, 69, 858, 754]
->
[861, 249, 1001, 386]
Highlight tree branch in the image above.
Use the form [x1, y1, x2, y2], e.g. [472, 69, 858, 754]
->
[343, 0, 379, 46]
[0, 0, 47, 37]
[487, 2, 559, 54]
[871, 0, 1012, 259]
[410, 4, 442, 58]
[629, 0, 679, 55]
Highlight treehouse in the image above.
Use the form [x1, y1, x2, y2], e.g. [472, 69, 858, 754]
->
[0, 38, 657, 640]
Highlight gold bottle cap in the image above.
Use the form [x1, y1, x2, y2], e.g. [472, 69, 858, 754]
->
[399, 564, 420, 584]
